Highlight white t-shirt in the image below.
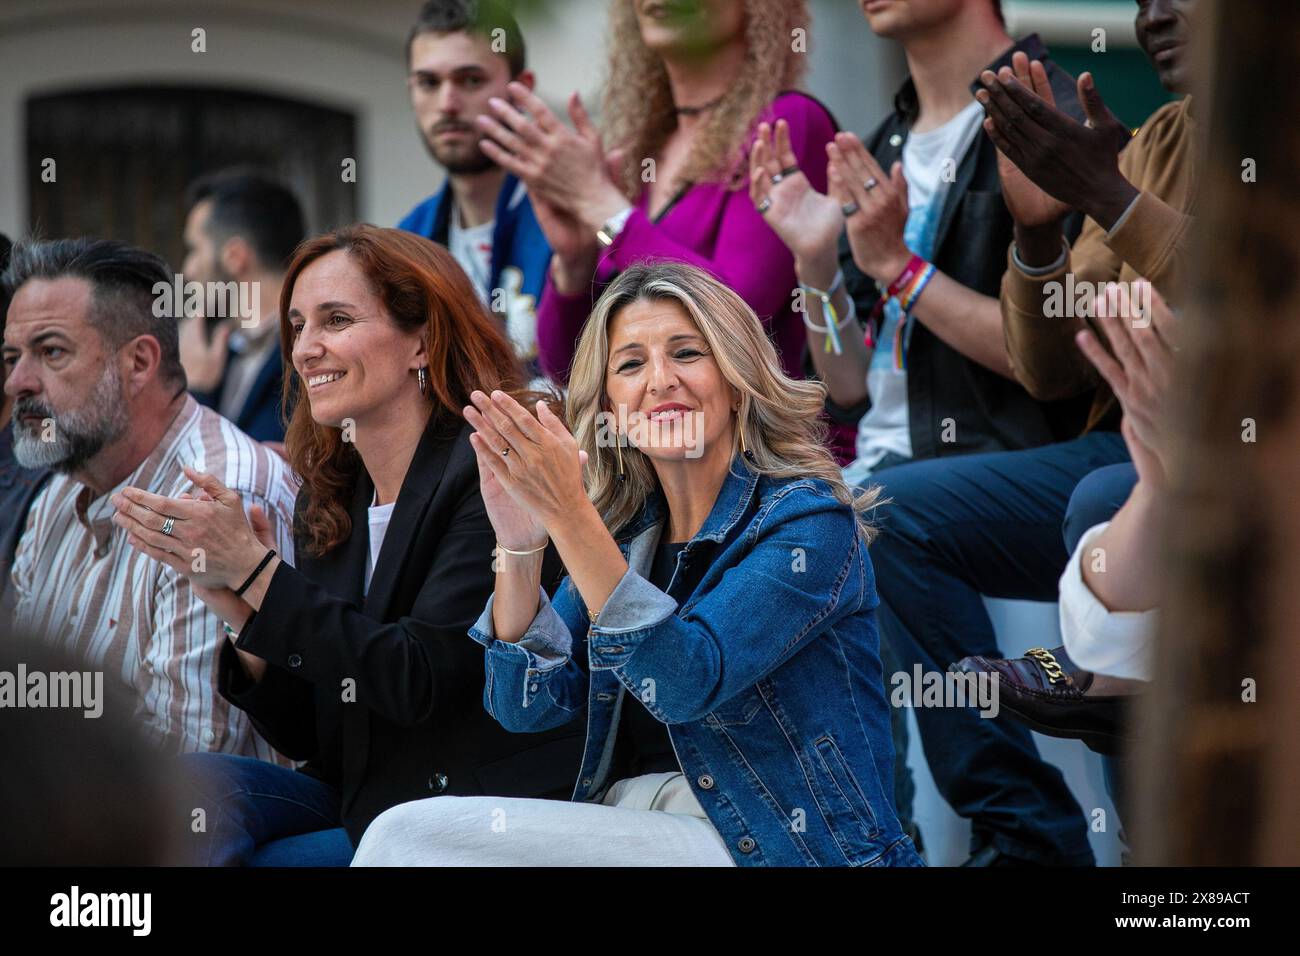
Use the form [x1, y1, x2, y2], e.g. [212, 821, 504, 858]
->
[844, 99, 985, 487]
[448, 214, 495, 302]
[365, 495, 397, 596]
[1059, 522, 1155, 681]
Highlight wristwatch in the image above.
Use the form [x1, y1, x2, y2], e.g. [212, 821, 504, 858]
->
[596, 206, 635, 247]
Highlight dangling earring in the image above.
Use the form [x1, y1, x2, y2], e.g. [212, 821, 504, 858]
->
[417, 366, 428, 396]
[615, 430, 626, 482]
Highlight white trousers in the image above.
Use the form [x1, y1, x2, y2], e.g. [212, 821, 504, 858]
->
[351, 772, 736, 867]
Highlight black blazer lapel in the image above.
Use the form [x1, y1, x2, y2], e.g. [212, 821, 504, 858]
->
[361, 413, 462, 620]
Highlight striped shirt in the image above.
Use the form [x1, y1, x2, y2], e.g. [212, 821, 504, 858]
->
[10, 395, 299, 762]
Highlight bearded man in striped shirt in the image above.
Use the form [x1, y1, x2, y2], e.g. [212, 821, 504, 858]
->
[2, 238, 297, 761]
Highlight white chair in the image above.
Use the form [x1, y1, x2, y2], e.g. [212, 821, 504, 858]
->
[904, 598, 1125, 866]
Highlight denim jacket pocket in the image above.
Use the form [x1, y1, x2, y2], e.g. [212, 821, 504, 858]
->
[707, 685, 765, 727]
[809, 734, 884, 864]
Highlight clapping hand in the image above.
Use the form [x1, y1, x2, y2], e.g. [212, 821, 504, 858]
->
[977, 53, 1137, 231]
[1076, 280, 1179, 487]
[826, 132, 911, 285]
[977, 52, 1073, 234]
[476, 82, 628, 232]
[748, 120, 844, 287]
[111, 466, 274, 590]
[463, 390, 589, 552]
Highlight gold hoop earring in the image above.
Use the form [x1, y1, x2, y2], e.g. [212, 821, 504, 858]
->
[736, 403, 754, 462]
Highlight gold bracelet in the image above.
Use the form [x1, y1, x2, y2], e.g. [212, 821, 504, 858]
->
[496, 540, 549, 556]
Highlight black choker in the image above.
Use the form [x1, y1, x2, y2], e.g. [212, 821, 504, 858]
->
[675, 93, 725, 116]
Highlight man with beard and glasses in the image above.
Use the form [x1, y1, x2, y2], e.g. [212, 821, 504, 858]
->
[398, 0, 551, 379]
[1, 238, 298, 758]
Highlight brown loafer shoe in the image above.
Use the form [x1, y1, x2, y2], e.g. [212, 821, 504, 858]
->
[949, 645, 1130, 755]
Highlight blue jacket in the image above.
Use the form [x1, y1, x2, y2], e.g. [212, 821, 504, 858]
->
[398, 174, 551, 372]
[192, 337, 286, 443]
[470, 455, 924, 867]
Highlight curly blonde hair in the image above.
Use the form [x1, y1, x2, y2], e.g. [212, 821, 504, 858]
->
[567, 261, 879, 540]
[602, 0, 810, 197]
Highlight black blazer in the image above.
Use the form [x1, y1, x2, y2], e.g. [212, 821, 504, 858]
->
[219, 411, 585, 844]
[192, 339, 287, 443]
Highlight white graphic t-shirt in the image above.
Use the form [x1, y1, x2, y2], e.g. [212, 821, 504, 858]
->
[844, 98, 985, 488]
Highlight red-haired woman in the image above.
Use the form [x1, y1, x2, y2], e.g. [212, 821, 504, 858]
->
[116, 225, 585, 865]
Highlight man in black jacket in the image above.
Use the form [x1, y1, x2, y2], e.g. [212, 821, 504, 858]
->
[179, 170, 304, 444]
[754, 0, 1093, 864]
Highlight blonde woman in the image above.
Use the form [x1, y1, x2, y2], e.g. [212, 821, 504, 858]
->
[352, 262, 922, 867]
[472, 0, 854, 459]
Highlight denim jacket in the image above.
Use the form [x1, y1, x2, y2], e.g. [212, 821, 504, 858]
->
[470, 455, 923, 867]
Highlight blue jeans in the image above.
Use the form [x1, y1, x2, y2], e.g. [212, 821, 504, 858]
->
[1063, 462, 1139, 554]
[1063, 460, 1138, 861]
[863, 452, 918, 840]
[868, 431, 1130, 865]
[179, 753, 353, 866]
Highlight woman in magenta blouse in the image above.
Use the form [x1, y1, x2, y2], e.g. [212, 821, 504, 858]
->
[474, 0, 852, 460]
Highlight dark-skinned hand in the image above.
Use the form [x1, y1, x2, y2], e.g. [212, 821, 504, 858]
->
[976, 57, 1138, 237]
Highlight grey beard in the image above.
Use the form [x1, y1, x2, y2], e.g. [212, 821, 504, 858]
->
[11, 363, 131, 472]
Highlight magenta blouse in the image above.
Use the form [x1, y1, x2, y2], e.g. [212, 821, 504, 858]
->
[535, 91, 852, 459]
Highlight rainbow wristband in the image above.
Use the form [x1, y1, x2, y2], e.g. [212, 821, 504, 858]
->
[900, 262, 937, 315]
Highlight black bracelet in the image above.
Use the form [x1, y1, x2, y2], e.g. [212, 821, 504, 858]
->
[234, 549, 277, 597]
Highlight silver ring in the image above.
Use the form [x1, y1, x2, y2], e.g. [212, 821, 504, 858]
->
[160, 516, 176, 536]
[770, 172, 785, 185]
[841, 201, 860, 217]
[500, 447, 510, 457]
[756, 197, 772, 214]
[863, 177, 879, 192]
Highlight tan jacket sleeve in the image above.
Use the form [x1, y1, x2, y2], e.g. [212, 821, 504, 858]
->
[1103, 189, 1193, 295]
[1001, 99, 1195, 402]
[1001, 217, 1122, 402]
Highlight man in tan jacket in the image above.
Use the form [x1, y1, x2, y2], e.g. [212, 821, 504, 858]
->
[863, 0, 1197, 866]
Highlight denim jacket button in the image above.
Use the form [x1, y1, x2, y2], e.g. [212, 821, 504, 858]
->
[697, 774, 715, 790]
[738, 836, 757, 853]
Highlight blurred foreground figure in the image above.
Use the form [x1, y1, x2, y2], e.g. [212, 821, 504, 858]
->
[0, 630, 183, 865]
